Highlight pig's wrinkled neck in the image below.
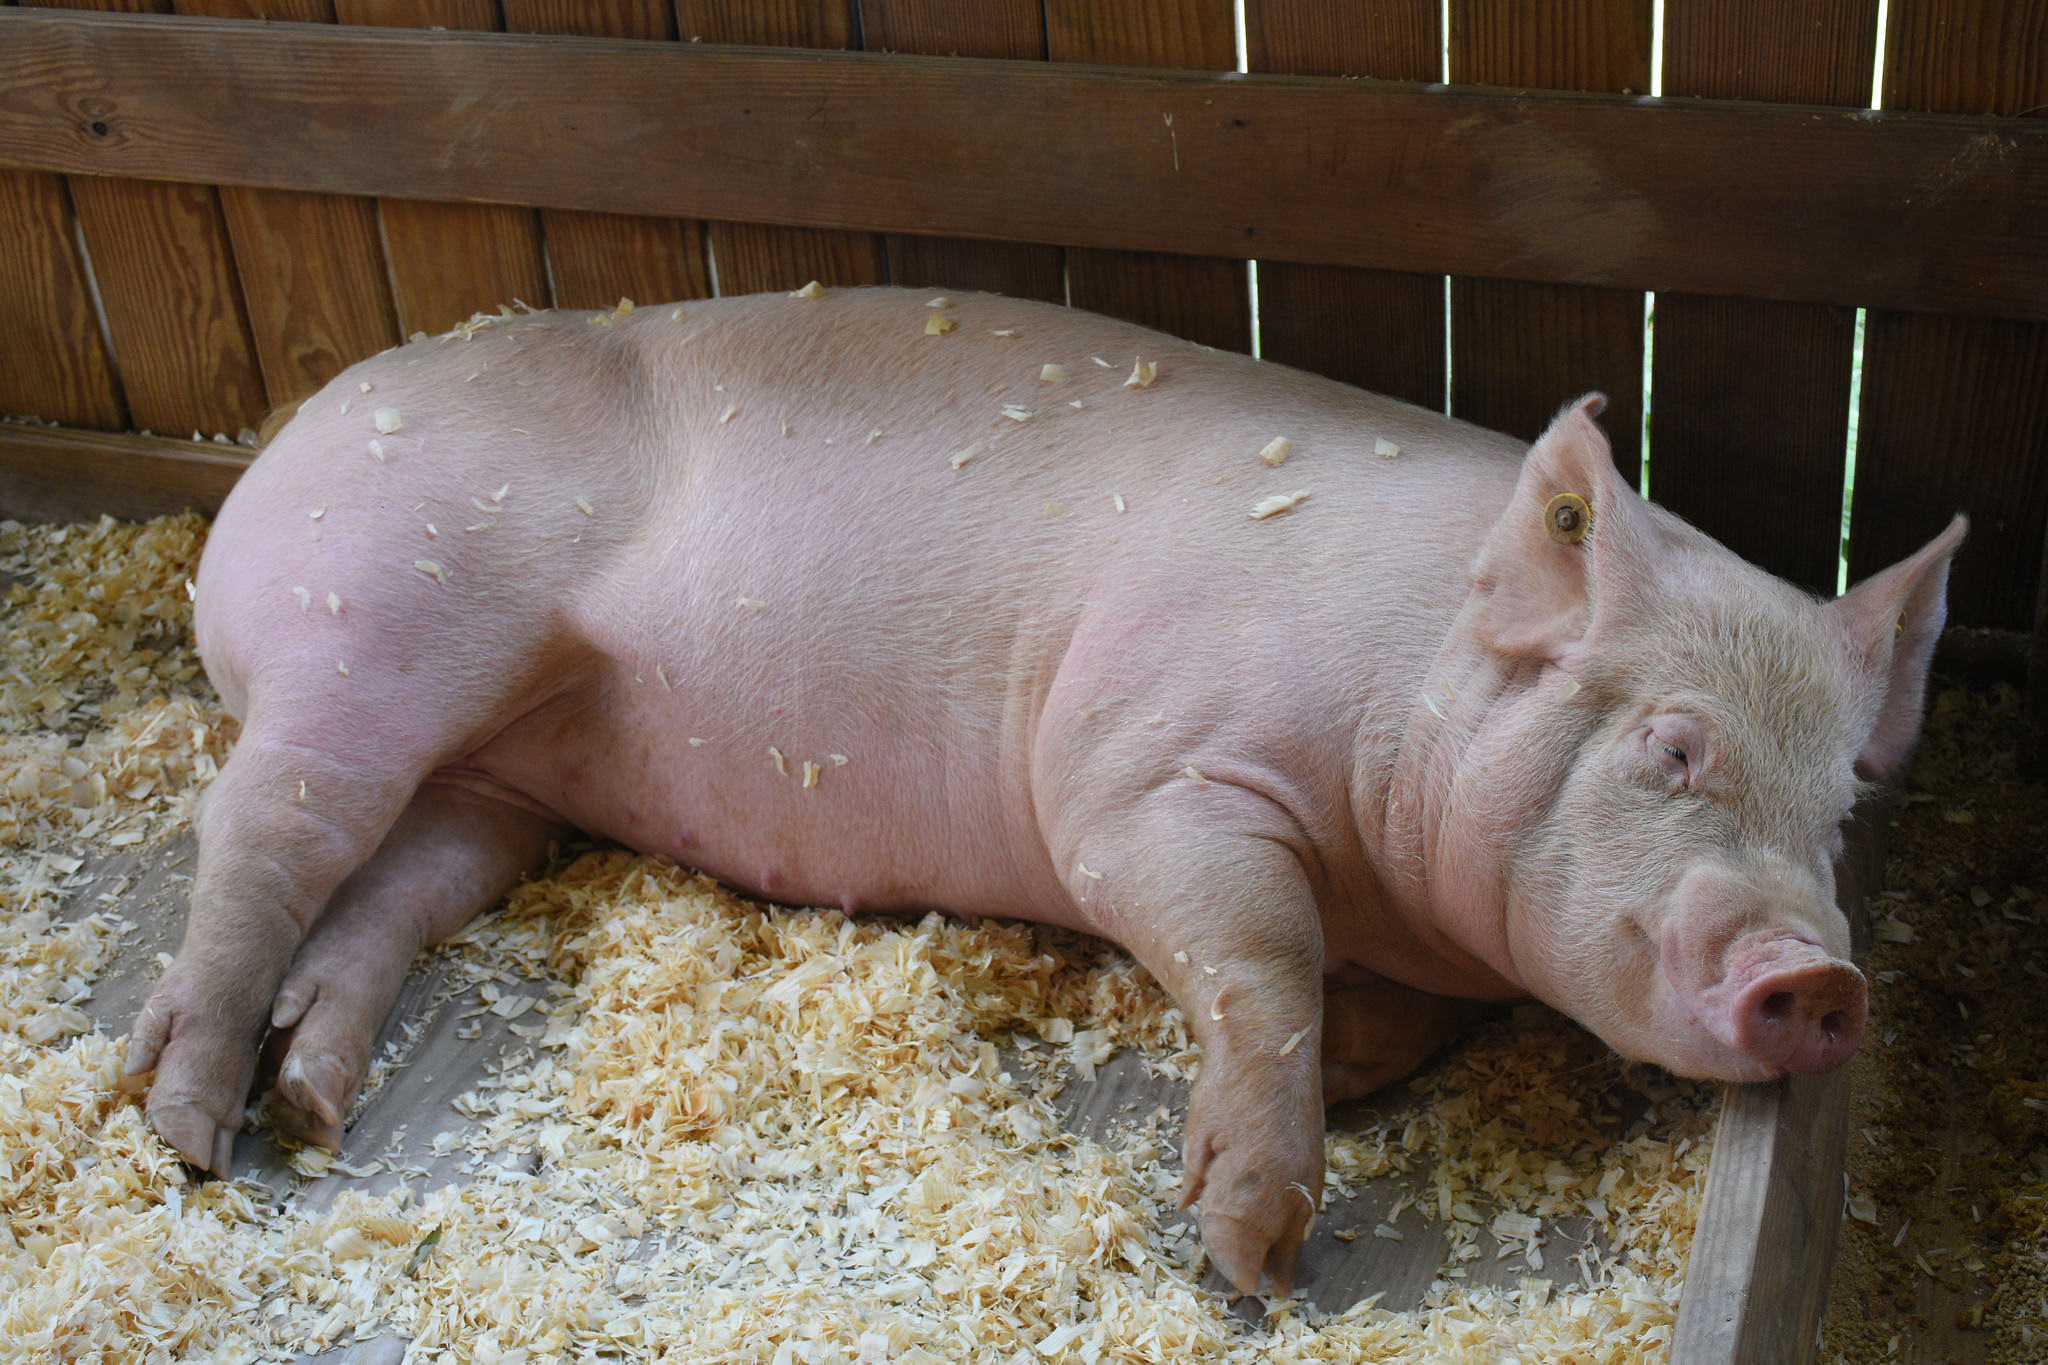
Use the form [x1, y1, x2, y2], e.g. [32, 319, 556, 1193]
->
[1368, 641, 1588, 995]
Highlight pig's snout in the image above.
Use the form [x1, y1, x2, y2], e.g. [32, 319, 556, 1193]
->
[1728, 952, 1867, 1075]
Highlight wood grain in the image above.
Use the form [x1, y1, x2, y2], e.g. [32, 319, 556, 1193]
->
[213, 185, 399, 408]
[861, 0, 1062, 300]
[23, 0, 266, 436]
[1670, 798, 1887, 1365]
[8, 14, 2040, 320]
[1851, 0, 2048, 631]
[335, 0, 552, 336]
[1046, 0, 1250, 353]
[1243, 0, 1444, 409]
[0, 169, 128, 428]
[170, 2, 398, 411]
[65, 174, 268, 437]
[1650, 0, 1877, 594]
[681, 1, 883, 296]
[501, 0, 711, 312]
[709, 221, 884, 295]
[1448, 0, 1648, 477]
[674, 0, 855, 47]
[0, 420, 247, 520]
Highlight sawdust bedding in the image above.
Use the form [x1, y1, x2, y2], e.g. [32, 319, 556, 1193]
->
[2, 514, 1718, 1364]
[1822, 680, 2048, 1365]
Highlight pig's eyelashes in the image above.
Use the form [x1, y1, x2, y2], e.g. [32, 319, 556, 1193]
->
[1635, 718, 1706, 790]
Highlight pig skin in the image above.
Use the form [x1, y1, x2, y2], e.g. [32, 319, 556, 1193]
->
[126, 288, 1965, 1298]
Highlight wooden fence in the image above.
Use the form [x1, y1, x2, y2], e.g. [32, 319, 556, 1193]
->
[1, 0, 2044, 640]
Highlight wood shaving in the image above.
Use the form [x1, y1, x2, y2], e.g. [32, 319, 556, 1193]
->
[925, 316, 956, 337]
[1041, 365, 1066, 383]
[1124, 359, 1158, 390]
[1249, 491, 1309, 521]
[789, 281, 826, 300]
[413, 560, 445, 586]
[1376, 438, 1401, 459]
[1259, 438, 1293, 467]
[373, 409, 402, 434]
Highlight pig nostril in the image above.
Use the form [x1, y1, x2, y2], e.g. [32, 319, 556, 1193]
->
[1761, 991, 1794, 1022]
[1821, 1009, 1847, 1040]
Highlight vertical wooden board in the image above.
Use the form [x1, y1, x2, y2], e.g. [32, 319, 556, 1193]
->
[1243, 0, 1444, 406]
[676, 1, 883, 295]
[24, 0, 265, 436]
[1653, 0, 1877, 593]
[710, 222, 885, 296]
[179, 0, 402, 412]
[335, 0, 553, 336]
[500, 2, 712, 310]
[886, 236, 1064, 304]
[1061, 250, 1249, 355]
[376, 199, 552, 336]
[1447, 0, 1648, 478]
[1850, 315, 2048, 627]
[1652, 295, 1855, 593]
[860, 0, 1063, 298]
[1851, 0, 2048, 629]
[538, 212, 711, 310]
[65, 175, 268, 438]
[1045, 0, 1250, 353]
[0, 169, 128, 429]
[215, 186, 400, 409]
[503, 0, 673, 39]
[674, 0, 855, 46]
[858, 0, 1041, 55]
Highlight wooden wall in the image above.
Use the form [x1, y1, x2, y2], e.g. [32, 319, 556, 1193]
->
[1, 0, 2044, 633]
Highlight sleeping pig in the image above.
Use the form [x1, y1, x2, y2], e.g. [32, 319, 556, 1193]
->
[127, 287, 1964, 1297]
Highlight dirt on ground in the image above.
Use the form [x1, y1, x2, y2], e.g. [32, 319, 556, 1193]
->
[1822, 681, 2048, 1365]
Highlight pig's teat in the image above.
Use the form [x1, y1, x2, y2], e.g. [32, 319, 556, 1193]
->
[1728, 950, 1867, 1074]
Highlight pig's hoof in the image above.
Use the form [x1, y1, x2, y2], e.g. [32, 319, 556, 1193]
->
[146, 1095, 238, 1178]
[271, 1050, 356, 1151]
[1200, 1190, 1315, 1299]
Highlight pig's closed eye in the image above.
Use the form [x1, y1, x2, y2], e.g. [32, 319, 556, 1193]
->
[1641, 716, 1706, 788]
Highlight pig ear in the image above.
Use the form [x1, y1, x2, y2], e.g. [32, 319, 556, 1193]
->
[1829, 515, 1968, 781]
[1469, 394, 1649, 662]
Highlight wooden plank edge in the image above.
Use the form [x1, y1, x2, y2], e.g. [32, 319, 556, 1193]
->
[0, 422, 250, 522]
[1670, 796, 1888, 1365]
[2, 10, 2045, 321]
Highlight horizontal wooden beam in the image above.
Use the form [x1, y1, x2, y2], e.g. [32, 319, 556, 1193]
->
[2, 10, 2044, 321]
[0, 422, 249, 522]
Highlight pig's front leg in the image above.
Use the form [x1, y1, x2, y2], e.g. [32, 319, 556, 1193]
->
[1049, 788, 1326, 1298]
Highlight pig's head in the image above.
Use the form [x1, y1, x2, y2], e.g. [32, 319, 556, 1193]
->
[1436, 396, 1965, 1083]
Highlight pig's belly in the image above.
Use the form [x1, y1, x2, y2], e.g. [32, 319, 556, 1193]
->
[460, 661, 1088, 929]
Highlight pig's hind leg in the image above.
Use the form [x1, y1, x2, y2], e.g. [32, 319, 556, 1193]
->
[259, 783, 568, 1150]
[125, 723, 432, 1176]
[1320, 976, 1487, 1104]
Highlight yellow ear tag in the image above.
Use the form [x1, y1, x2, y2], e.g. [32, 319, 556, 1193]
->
[1544, 492, 1591, 544]
[1896, 615, 1906, 634]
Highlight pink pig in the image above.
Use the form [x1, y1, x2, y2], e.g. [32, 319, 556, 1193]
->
[129, 288, 1964, 1296]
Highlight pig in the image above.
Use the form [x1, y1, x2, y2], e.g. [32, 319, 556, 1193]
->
[127, 287, 1965, 1298]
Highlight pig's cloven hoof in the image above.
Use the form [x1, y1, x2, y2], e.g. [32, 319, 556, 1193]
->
[145, 1095, 238, 1179]
[1201, 1204, 1313, 1300]
[129, 970, 266, 1178]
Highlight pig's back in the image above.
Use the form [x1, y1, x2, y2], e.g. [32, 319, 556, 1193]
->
[200, 288, 1526, 925]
